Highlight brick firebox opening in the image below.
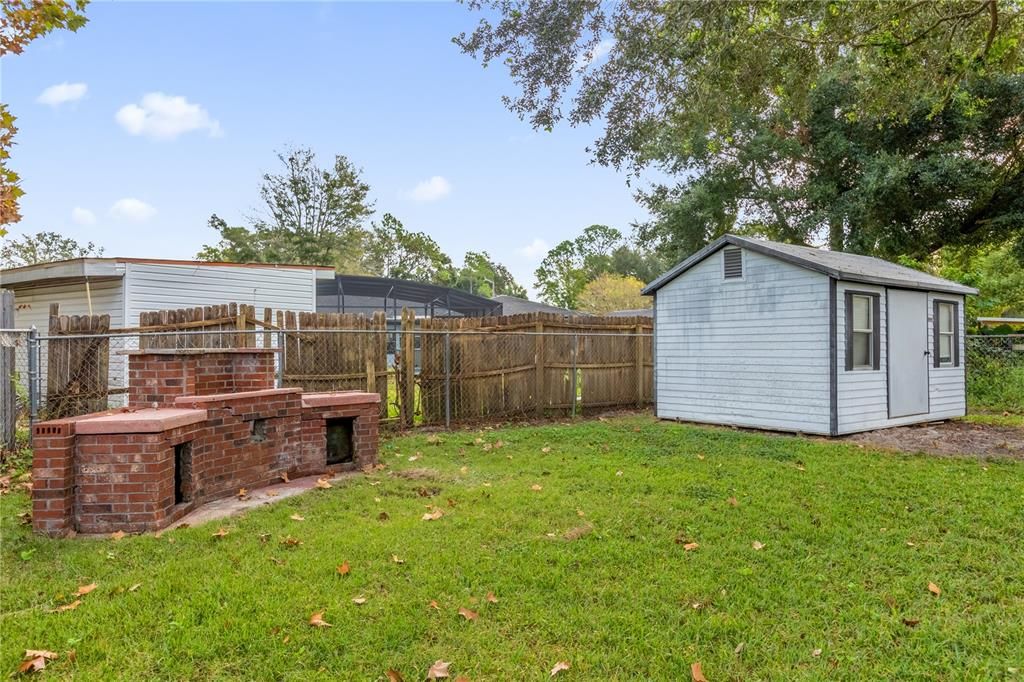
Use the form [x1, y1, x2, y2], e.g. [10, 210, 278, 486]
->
[174, 441, 193, 505]
[325, 417, 355, 465]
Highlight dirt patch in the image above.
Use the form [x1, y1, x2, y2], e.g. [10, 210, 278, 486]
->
[846, 420, 1024, 460]
[391, 468, 444, 480]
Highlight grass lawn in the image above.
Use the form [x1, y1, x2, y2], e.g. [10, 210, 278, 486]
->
[1, 415, 1022, 680]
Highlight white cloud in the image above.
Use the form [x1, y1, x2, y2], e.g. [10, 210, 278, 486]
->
[115, 92, 222, 140]
[71, 207, 96, 226]
[109, 198, 156, 222]
[575, 39, 615, 69]
[37, 82, 87, 107]
[407, 175, 452, 202]
[518, 238, 549, 260]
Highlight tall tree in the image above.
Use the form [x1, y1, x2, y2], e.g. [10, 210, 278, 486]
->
[0, 231, 103, 267]
[362, 213, 453, 283]
[452, 251, 527, 298]
[457, 1, 1024, 257]
[577, 273, 650, 314]
[534, 225, 622, 308]
[1, 0, 89, 231]
[199, 147, 374, 270]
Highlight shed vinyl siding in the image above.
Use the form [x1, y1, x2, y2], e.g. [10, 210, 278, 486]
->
[10, 279, 125, 331]
[835, 284, 965, 434]
[654, 248, 831, 434]
[123, 262, 320, 327]
[9, 279, 127, 407]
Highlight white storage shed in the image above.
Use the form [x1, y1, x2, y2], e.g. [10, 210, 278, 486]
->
[642, 235, 978, 436]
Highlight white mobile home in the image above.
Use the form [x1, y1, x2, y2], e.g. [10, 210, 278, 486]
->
[0, 258, 334, 330]
[642, 235, 977, 436]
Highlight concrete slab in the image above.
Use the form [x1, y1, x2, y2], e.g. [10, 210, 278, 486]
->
[167, 472, 360, 529]
[74, 408, 208, 434]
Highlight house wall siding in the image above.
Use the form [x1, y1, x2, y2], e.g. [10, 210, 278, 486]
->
[654, 248, 831, 434]
[835, 283, 965, 434]
[123, 262, 320, 327]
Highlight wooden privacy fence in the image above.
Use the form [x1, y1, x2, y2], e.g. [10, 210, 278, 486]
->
[124, 303, 654, 427]
[45, 303, 111, 419]
[138, 304, 391, 420]
[416, 312, 653, 425]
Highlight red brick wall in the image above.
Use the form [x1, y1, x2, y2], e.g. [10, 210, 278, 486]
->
[129, 351, 275, 408]
[173, 389, 303, 502]
[74, 423, 203, 534]
[31, 419, 79, 536]
[299, 402, 380, 476]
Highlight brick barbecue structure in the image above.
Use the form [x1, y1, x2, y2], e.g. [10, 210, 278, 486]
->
[31, 349, 379, 536]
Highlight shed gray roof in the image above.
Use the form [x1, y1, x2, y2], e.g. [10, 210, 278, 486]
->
[492, 295, 585, 316]
[641, 235, 978, 296]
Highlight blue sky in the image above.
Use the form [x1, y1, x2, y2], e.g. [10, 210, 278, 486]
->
[3, 1, 647, 295]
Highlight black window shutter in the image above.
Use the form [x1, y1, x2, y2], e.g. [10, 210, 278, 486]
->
[844, 292, 853, 371]
[872, 294, 881, 371]
[932, 300, 941, 368]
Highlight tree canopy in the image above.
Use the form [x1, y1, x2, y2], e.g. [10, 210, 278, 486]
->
[457, 1, 1024, 259]
[0, 231, 103, 268]
[577, 273, 650, 314]
[362, 213, 453, 283]
[198, 147, 374, 271]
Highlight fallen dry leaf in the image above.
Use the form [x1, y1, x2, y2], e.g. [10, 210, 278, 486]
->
[459, 466, 468, 474]
[683, 542, 700, 551]
[429, 600, 440, 610]
[530, 484, 543, 491]
[51, 599, 81, 613]
[427, 660, 450, 679]
[352, 596, 367, 605]
[281, 536, 302, 546]
[280, 472, 290, 483]
[378, 511, 390, 521]
[697, 454, 705, 460]
[458, 607, 478, 621]
[485, 591, 498, 603]
[615, 470, 623, 477]
[752, 540, 765, 551]
[541, 446, 551, 453]
[563, 524, 593, 541]
[408, 455, 419, 462]
[691, 661, 707, 682]
[812, 648, 822, 658]
[385, 669, 404, 682]
[902, 617, 921, 628]
[727, 496, 738, 507]
[454, 677, 470, 682]
[391, 555, 405, 564]
[110, 530, 126, 541]
[237, 488, 249, 500]
[928, 582, 941, 596]
[337, 561, 350, 576]
[128, 583, 142, 592]
[734, 642, 745, 655]
[309, 611, 332, 627]
[315, 478, 333, 489]
[290, 514, 305, 522]
[370, 481, 381, 486]
[212, 528, 229, 538]
[75, 583, 97, 596]
[18, 650, 58, 674]
[422, 508, 445, 521]
[264, 490, 279, 498]
[550, 661, 571, 677]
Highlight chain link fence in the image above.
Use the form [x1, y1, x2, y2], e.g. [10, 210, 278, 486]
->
[5, 330, 1018, 447]
[965, 335, 1024, 413]
[1, 328, 653, 442]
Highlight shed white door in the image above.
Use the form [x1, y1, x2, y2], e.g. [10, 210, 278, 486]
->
[887, 290, 929, 418]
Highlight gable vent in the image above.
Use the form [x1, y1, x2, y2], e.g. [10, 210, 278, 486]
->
[723, 247, 743, 279]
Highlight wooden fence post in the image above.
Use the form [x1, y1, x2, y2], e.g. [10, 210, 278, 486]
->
[401, 308, 416, 427]
[635, 322, 644, 406]
[1, 290, 15, 450]
[535, 319, 545, 416]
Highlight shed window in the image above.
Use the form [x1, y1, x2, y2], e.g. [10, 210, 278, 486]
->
[845, 292, 880, 371]
[723, 248, 742, 279]
[933, 300, 959, 367]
